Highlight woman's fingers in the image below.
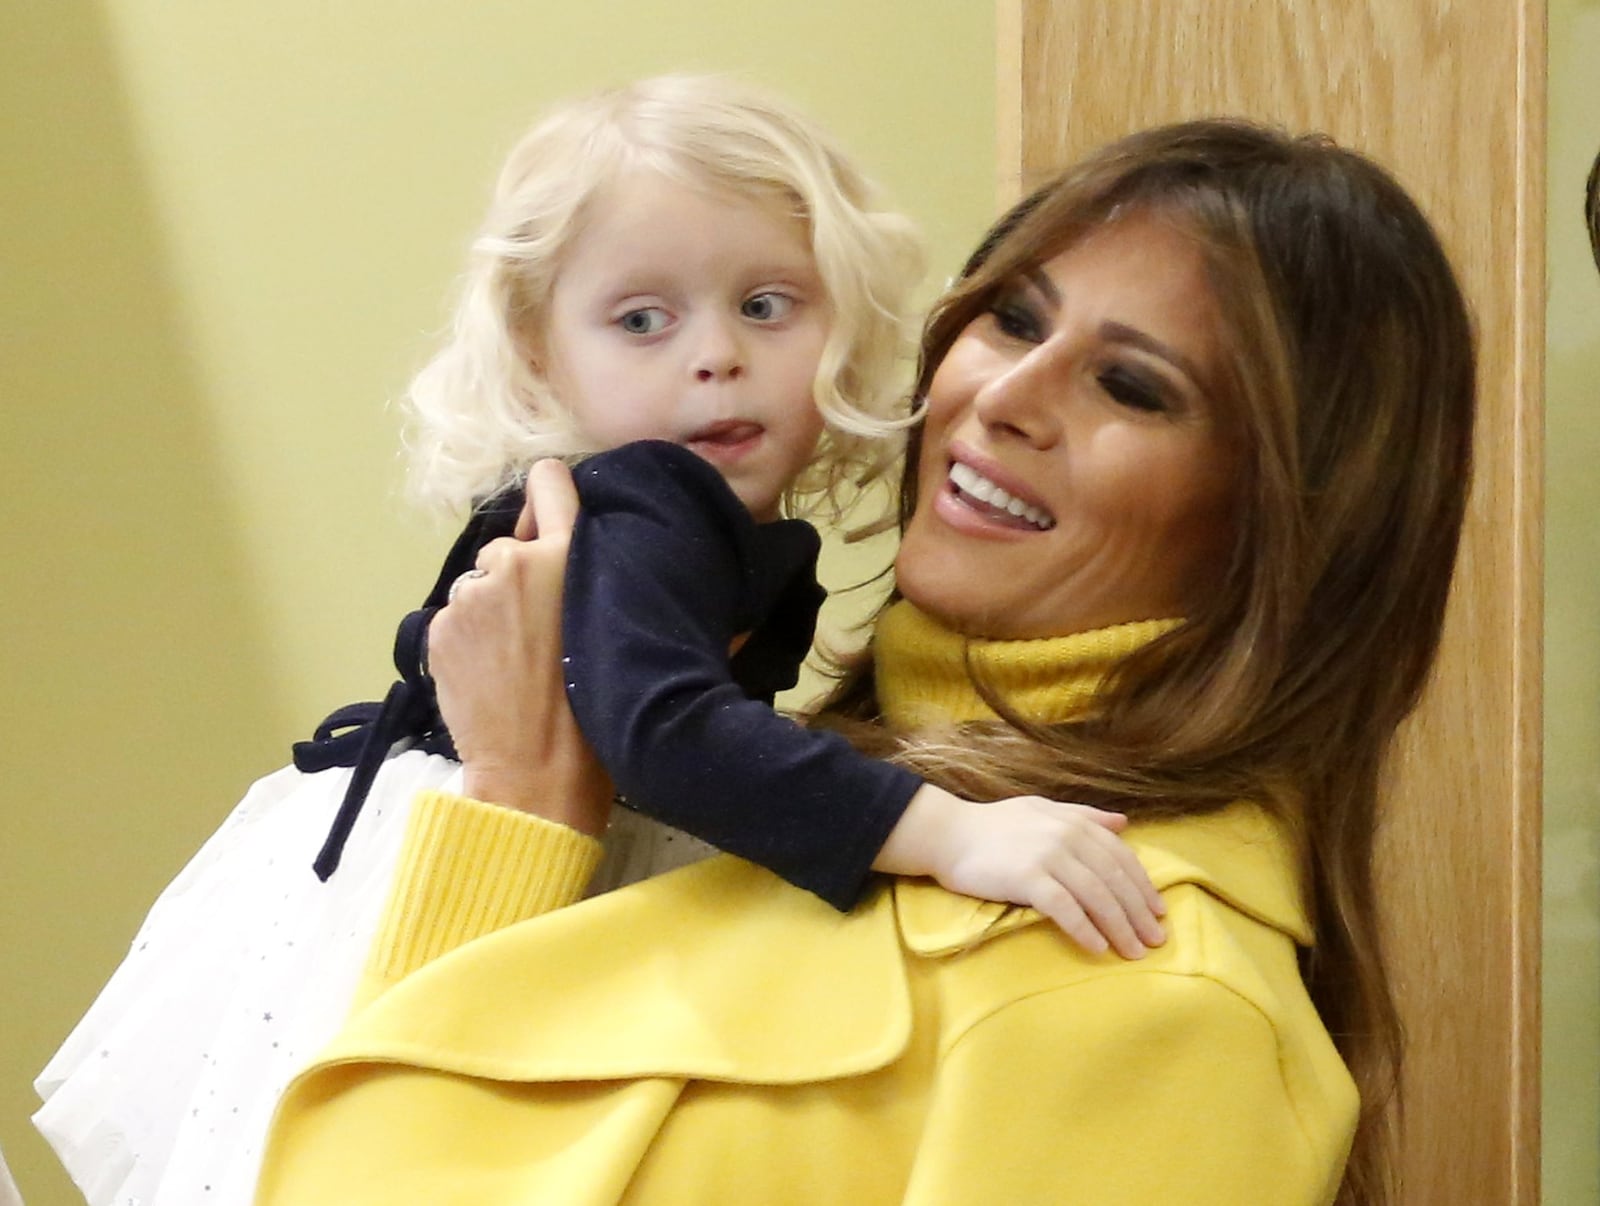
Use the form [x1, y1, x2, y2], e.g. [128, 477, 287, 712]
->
[514, 458, 579, 542]
[466, 459, 581, 596]
[426, 457, 610, 832]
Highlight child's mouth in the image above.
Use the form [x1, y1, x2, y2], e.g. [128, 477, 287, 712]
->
[687, 420, 764, 460]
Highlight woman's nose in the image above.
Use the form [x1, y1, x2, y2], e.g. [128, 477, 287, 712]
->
[970, 343, 1064, 447]
[691, 317, 744, 382]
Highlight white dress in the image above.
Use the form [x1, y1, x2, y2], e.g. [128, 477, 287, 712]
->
[33, 751, 460, 1206]
[33, 749, 714, 1206]
[1, 1140, 23, 1206]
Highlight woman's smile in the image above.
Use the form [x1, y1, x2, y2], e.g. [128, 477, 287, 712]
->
[938, 447, 1057, 533]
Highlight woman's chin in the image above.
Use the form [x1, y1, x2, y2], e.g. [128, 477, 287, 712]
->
[895, 529, 1043, 639]
[894, 571, 1020, 640]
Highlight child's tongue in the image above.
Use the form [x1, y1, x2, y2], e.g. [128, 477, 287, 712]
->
[690, 420, 762, 448]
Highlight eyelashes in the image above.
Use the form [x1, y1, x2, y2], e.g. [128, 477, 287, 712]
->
[618, 307, 671, 335]
[1096, 365, 1168, 414]
[988, 295, 1044, 343]
[740, 291, 796, 322]
[614, 290, 799, 336]
[984, 291, 1175, 416]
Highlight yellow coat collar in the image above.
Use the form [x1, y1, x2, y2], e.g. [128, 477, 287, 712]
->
[312, 804, 1306, 1089]
[895, 801, 1310, 954]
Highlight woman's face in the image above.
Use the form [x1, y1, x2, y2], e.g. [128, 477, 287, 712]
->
[895, 213, 1240, 639]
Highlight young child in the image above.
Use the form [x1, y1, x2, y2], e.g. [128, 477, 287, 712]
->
[35, 75, 1163, 1206]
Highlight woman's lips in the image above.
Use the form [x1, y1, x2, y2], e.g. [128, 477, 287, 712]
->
[943, 457, 1056, 531]
[687, 419, 764, 461]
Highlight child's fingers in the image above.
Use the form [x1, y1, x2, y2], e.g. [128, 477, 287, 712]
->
[1049, 859, 1153, 959]
[1090, 820, 1167, 919]
[1028, 822, 1166, 956]
[515, 458, 580, 541]
[1045, 801, 1163, 918]
[1078, 805, 1129, 832]
[1073, 823, 1168, 932]
[1028, 884, 1109, 957]
[1103, 826, 1167, 923]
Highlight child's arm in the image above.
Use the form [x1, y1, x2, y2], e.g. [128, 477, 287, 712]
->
[562, 442, 916, 909]
[558, 443, 1163, 957]
[874, 786, 1165, 959]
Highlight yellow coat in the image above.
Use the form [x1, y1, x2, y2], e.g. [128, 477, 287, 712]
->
[257, 798, 1356, 1205]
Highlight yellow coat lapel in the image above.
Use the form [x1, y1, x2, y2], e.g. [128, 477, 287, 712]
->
[318, 856, 911, 1085]
[314, 804, 1303, 1089]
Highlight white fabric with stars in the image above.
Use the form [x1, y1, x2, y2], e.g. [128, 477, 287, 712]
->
[34, 751, 457, 1205]
[585, 804, 718, 897]
[34, 748, 719, 1205]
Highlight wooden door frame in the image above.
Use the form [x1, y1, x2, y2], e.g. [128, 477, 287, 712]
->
[995, 2, 1544, 1200]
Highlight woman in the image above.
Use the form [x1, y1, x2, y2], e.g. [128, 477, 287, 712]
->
[255, 120, 1474, 1206]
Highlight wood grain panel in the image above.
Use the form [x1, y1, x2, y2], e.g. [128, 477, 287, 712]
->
[997, 3, 1544, 1202]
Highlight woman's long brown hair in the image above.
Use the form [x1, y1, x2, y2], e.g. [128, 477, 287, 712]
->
[814, 121, 1477, 1206]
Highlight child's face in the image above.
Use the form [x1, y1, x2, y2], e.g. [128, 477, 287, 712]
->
[540, 171, 830, 521]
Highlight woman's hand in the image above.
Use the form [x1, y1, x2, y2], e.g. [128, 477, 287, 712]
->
[875, 785, 1166, 959]
[426, 459, 613, 836]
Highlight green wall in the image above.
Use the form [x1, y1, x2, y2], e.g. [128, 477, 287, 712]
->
[1545, 0, 1600, 1201]
[8, 3, 1598, 1203]
[0, 4, 994, 1201]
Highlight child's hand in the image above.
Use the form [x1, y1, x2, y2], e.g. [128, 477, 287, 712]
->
[875, 785, 1166, 959]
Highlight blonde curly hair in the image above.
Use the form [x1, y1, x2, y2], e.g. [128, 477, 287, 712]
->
[405, 75, 925, 521]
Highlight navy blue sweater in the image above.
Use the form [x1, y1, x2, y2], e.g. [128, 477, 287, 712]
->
[301, 441, 919, 910]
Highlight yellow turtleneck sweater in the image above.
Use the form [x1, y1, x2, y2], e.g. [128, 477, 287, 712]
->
[874, 599, 1180, 727]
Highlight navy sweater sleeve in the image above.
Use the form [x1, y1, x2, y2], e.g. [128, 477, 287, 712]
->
[562, 441, 921, 910]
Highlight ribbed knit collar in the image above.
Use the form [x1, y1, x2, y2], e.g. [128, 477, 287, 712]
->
[873, 600, 1181, 729]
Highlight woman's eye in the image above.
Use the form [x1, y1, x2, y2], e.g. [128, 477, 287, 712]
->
[989, 296, 1043, 343]
[1098, 366, 1168, 414]
[742, 292, 794, 322]
[618, 307, 670, 335]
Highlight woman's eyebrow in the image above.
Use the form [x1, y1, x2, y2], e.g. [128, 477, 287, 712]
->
[1023, 267, 1205, 389]
[1022, 267, 1060, 307]
[1100, 321, 1204, 386]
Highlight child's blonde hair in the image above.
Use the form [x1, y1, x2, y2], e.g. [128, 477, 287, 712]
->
[405, 74, 926, 519]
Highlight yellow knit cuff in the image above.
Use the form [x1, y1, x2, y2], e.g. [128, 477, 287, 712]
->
[366, 790, 603, 989]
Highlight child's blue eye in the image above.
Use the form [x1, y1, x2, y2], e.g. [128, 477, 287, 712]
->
[742, 292, 794, 322]
[618, 307, 670, 335]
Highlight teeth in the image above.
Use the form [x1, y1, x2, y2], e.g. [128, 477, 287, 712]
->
[948, 462, 1055, 530]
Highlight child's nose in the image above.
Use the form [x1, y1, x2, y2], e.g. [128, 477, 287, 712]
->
[692, 318, 744, 381]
